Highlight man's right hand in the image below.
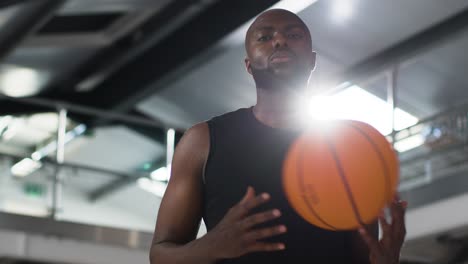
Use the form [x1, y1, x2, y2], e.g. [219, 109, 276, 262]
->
[200, 186, 287, 260]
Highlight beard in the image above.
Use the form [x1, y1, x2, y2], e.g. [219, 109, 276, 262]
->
[250, 63, 311, 92]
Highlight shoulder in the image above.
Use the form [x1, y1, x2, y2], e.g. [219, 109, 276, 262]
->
[168, 122, 210, 184]
[180, 107, 251, 152]
[179, 122, 209, 154]
[184, 122, 209, 137]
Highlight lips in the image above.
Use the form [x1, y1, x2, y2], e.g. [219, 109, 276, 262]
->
[271, 56, 291, 63]
[270, 50, 296, 63]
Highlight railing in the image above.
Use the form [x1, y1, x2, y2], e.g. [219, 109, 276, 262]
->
[396, 101, 468, 191]
[0, 94, 175, 233]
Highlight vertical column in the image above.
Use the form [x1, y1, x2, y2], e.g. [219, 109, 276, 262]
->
[387, 66, 398, 145]
[49, 107, 67, 219]
[166, 128, 175, 180]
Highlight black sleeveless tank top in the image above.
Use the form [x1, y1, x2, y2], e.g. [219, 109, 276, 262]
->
[203, 107, 355, 264]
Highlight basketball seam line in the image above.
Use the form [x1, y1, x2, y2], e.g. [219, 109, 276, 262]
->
[349, 123, 393, 206]
[297, 139, 337, 230]
[326, 139, 365, 227]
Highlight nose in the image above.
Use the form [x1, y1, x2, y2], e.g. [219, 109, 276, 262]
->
[273, 33, 288, 48]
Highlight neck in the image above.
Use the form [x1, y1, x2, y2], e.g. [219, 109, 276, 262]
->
[253, 86, 308, 129]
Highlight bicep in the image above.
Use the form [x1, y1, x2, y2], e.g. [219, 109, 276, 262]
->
[153, 123, 209, 245]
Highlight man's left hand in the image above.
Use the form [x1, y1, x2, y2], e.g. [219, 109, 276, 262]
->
[358, 195, 407, 264]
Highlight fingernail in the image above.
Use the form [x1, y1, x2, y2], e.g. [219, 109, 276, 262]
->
[279, 225, 287, 232]
[358, 228, 365, 234]
[262, 193, 270, 200]
[272, 209, 281, 217]
[278, 243, 285, 250]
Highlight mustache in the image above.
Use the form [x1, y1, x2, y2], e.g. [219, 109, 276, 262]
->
[269, 48, 297, 61]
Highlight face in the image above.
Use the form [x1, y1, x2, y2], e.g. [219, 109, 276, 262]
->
[245, 9, 316, 88]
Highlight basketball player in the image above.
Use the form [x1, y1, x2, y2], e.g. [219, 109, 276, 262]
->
[150, 9, 406, 264]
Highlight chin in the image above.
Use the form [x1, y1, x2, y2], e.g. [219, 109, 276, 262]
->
[273, 70, 309, 85]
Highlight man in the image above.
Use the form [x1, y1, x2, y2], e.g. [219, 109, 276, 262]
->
[150, 9, 406, 264]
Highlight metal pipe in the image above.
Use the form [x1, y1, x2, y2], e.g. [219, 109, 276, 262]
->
[49, 107, 66, 219]
[0, 152, 149, 180]
[387, 66, 399, 145]
[0, 94, 168, 130]
[76, 0, 217, 93]
[166, 128, 175, 180]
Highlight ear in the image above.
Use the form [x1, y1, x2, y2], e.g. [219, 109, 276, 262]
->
[245, 57, 253, 75]
[310, 51, 317, 72]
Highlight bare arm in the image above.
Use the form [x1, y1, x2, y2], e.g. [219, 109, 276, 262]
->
[149, 122, 287, 263]
[149, 122, 215, 264]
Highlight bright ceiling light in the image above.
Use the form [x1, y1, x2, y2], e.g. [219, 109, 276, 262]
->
[331, 0, 354, 23]
[30, 124, 87, 161]
[305, 85, 422, 152]
[11, 158, 42, 177]
[0, 66, 44, 97]
[394, 134, 425, 153]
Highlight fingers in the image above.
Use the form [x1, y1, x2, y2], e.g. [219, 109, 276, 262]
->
[389, 195, 406, 225]
[244, 225, 287, 248]
[233, 188, 271, 218]
[390, 201, 405, 224]
[358, 226, 383, 256]
[246, 241, 286, 253]
[241, 209, 282, 229]
[240, 186, 256, 204]
[234, 187, 288, 255]
[244, 225, 287, 242]
[389, 197, 407, 242]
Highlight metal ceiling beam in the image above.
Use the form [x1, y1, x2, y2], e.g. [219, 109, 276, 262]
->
[21, 10, 156, 48]
[88, 177, 135, 202]
[61, 0, 279, 110]
[329, 6, 468, 93]
[0, 0, 65, 62]
[22, 33, 112, 48]
[0, 94, 166, 129]
[0, 0, 30, 9]
[42, 0, 208, 97]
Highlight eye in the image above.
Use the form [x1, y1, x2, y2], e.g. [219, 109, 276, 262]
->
[258, 35, 272, 42]
[288, 33, 303, 39]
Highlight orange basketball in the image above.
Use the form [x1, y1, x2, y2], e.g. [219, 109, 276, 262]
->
[282, 120, 399, 230]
